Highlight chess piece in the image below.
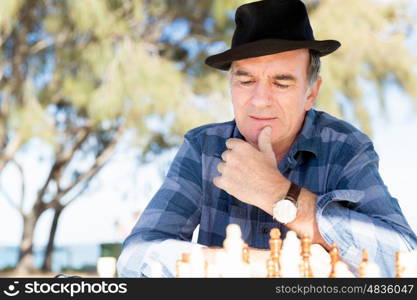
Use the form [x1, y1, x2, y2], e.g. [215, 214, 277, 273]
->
[223, 224, 245, 258]
[269, 228, 282, 277]
[220, 224, 251, 277]
[329, 244, 340, 278]
[189, 247, 206, 277]
[396, 250, 417, 277]
[266, 258, 276, 278]
[176, 253, 191, 277]
[243, 243, 250, 264]
[310, 244, 331, 277]
[334, 261, 355, 277]
[395, 251, 404, 278]
[300, 235, 313, 278]
[358, 249, 368, 277]
[280, 231, 302, 277]
[359, 249, 380, 278]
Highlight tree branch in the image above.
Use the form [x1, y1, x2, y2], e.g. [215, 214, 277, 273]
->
[0, 182, 21, 214]
[59, 123, 126, 198]
[0, 159, 25, 215]
[12, 159, 26, 212]
[36, 126, 91, 206]
[0, 133, 23, 173]
[60, 168, 100, 208]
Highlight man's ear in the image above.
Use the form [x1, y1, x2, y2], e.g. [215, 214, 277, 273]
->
[304, 76, 322, 111]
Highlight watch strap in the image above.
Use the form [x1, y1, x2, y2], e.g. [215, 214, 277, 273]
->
[285, 182, 301, 203]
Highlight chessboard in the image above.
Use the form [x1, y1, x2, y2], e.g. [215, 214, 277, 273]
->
[175, 224, 417, 278]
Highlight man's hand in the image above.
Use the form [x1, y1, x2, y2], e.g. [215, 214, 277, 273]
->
[213, 126, 289, 212]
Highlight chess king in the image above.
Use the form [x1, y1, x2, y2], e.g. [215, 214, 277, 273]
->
[118, 0, 417, 277]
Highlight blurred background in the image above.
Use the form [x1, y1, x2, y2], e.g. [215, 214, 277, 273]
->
[0, 0, 416, 277]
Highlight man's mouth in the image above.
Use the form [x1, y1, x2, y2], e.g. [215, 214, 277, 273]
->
[249, 116, 277, 121]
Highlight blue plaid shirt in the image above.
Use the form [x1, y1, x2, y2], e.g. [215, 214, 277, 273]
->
[118, 109, 417, 277]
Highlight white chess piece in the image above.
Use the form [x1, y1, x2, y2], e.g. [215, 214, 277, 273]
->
[223, 224, 244, 258]
[361, 262, 381, 277]
[220, 224, 251, 277]
[334, 261, 355, 277]
[280, 231, 302, 277]
[189, 246, 206, 277]
[398, 250, 417, 277]
[176, 260, 192, 277]
[310, 244, 331, 277]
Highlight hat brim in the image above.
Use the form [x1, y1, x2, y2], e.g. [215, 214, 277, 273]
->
[205, 39, 341, 71]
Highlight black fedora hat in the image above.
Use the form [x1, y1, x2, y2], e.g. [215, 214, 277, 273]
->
[205, 0, 341, 71]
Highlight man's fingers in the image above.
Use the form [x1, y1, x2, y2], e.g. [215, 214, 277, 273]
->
[225, 138, 244, 150]
[257, 126, 276, 164]
[217, 161, 225, 174]
[213, 176, 224, 189]
[221, 150, 231, 162]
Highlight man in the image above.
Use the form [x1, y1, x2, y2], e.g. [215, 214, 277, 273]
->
[118, 0, 417, 277]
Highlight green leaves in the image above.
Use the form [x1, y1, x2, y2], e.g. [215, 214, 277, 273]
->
[310, 0, 417, 134]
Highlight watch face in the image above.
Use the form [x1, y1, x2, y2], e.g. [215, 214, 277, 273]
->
[273, 199, 297, 224]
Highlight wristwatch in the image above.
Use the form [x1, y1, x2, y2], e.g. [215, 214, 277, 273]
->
[272, 182, 301, 224]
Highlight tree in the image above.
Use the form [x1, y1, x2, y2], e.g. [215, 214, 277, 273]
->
[0, 0, 416, 274]
[0, 0, 221, 274]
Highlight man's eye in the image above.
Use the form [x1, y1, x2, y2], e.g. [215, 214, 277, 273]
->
[240, 80, 254, 85]
[274, 83, 289, 89]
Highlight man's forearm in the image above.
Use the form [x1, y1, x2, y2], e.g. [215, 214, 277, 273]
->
[256, 178, 330, 250]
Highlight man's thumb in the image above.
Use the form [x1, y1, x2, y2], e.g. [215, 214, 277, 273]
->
[258, 126, 274, 159]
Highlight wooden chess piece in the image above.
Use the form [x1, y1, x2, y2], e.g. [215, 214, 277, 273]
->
[266, 258, 276, 278]
[329, 243, 340, 278]
[359, 249, 368, 278]
[269, 228, 282, 277]
[300, 234, 313, 278]
[242, 243, 250, 264]
[176, 253, 191, 277]
[395, 251, 404, 278]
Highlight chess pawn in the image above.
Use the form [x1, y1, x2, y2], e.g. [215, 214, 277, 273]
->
[242, 243, 250, 264]
[176, 253, 191, 277]
[310, 244, 331, 277]
[269, 228, 282, 277]
[223, 224, 244, 259]
[280, 231, 302, 277]
[206, 262, 221, 278]
[221, 224, 251, 277]
[358, 249, 379, 277]
[266, 258, 276, 278]
[189, 247, 206, 277]
[334, 261, 355, 277]
[329, 244, 340, 278]
[300, 235, 313, 278]
[395, 251, 403, 278]
[396, 250, 417, 277]
[218, 249, 251, 278]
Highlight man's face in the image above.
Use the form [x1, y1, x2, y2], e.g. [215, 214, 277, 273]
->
[230, 49, 321, 151]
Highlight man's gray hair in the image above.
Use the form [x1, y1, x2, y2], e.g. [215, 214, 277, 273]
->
[307, 50, 321, 86]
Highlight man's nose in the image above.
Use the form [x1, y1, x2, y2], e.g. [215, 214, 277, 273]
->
[250, 82, 273, 107]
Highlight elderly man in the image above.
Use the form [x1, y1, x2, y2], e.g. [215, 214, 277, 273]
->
[118, 0, 417, 277]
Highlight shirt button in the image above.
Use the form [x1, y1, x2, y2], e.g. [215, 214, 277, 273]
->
[262, 228, 269, 234]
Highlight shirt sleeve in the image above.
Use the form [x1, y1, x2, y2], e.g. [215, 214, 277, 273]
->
[315, 141, 417, 277]
[117, 133, 204, 277]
